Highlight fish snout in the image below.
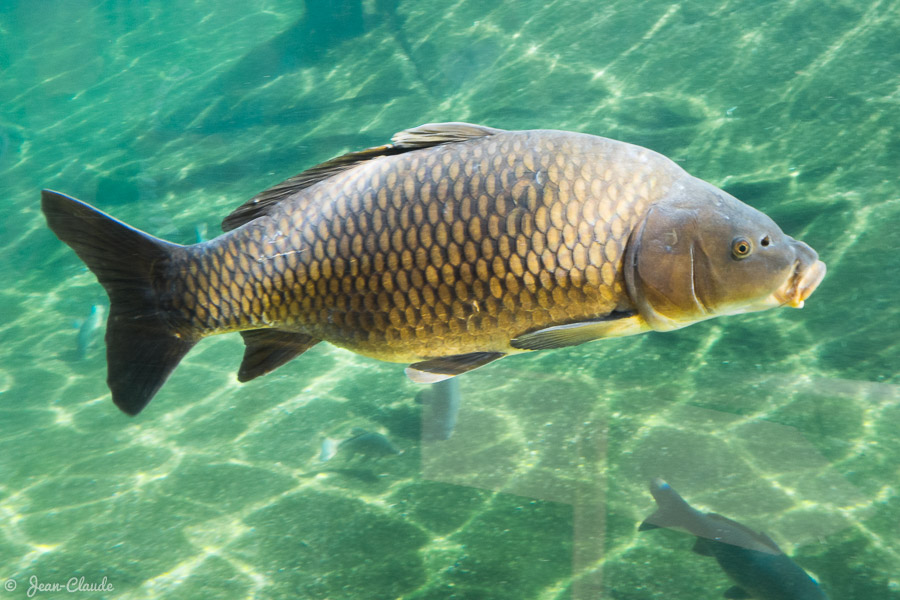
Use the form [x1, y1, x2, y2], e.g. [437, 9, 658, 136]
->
[780, 241, 826, 309]
[791, 258, 826, 308]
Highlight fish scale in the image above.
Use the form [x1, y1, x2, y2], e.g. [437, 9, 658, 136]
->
[41, 121, 825, 414]
[168, 129, 662, 361]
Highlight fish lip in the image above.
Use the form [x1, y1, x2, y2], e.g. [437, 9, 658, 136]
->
[778, 259, 827, 308]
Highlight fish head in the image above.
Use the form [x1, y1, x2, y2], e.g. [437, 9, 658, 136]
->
[625, 178, 826, 331]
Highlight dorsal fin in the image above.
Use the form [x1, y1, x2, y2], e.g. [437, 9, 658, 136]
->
[221, 122, 504, 231]
[390, 122, 504, 148]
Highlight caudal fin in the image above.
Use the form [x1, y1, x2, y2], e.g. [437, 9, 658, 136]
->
[639, 478, 699, 531]
[42, 190, 196, 415]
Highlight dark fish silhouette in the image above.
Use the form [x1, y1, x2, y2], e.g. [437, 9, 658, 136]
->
[42, 122, 825, 415]
[640, 478, 828, 599]
[163, 0, 365, 130]
[162, 0, 427, 132]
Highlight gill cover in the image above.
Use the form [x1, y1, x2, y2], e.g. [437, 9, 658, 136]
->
[624, 195, 711, 332]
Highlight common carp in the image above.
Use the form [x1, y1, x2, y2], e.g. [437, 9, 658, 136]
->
[640, 478, 828, 599]
[42, 122, 826, 415]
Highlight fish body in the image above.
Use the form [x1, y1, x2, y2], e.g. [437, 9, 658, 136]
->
[320, 428, 401, 462]
[418, 377, 462, 441]
[41, 122, 825, 415]
[640, 478, 828, 600]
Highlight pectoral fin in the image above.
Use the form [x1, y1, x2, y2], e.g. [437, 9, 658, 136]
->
[510, 312, 647, 350]
[406, 352, 505, 383]
[238, 329, 320, 382]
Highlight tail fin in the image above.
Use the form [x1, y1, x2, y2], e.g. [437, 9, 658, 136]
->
[42, 190, 196, 415]
[639, 478, 698, 531]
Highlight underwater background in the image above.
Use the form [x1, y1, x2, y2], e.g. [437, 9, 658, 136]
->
[1, 0, 899, 598]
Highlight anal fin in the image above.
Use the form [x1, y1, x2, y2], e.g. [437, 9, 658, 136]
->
[238, 329, 320, 382]
[405, 352, 504, 383]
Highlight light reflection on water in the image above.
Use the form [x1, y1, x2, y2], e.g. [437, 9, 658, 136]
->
[1, 1, 898, 598]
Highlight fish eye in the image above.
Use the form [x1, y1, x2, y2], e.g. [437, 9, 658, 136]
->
[732, 237, 752, 259]
[760, 235, 771, 247]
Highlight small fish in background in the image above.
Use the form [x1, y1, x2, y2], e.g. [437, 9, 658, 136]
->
[640, 478, 828, 600]
[417, 377, 462, 441]
[319, 428, 402, 462]
[76, 304, 106, 359]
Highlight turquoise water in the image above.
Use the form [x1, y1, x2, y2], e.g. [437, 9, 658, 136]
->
[1, 0, 899, 598]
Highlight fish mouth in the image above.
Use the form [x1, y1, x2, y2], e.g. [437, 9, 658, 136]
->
[777, 259, 827, 308]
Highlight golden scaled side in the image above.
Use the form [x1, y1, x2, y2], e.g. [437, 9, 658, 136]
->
[173, 130, 669, 361]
